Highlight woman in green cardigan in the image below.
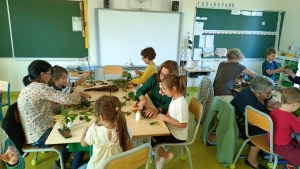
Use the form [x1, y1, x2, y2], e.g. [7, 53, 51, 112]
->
[136, 60, 179, 117]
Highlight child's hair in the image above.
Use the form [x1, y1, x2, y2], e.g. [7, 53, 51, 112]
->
[157, 60, 179, 82]
[48, 65, 68, 86]
[226, 48, 244, 60]
[266, 47, 276, 56]
[281, 87, 300, 104]
[140, 47, 156, 61]
[94, 95, 131, 151]
[23, 60, 53, 86]
[162, 74, 187, 95]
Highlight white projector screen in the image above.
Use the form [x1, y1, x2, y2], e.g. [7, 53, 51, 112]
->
[95, 9, 182, 67]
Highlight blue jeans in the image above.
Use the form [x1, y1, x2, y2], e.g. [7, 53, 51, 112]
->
[78, 163, 87, 169]
[32, 128, 53, 148]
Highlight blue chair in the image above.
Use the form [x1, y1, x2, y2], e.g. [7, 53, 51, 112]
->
[0, 80, 10, 121]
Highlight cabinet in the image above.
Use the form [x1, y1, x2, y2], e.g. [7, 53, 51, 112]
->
[275, 56, 299, 87]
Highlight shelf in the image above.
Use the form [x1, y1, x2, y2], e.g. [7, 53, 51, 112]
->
[276, 56, 299, 62]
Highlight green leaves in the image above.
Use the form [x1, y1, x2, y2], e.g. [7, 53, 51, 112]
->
[122, 92, 136, 102]
[149, 121, 158, 125]
[123, 111, 132, 116]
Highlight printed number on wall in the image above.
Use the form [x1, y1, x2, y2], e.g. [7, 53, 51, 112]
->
[197, 2, 234, 8]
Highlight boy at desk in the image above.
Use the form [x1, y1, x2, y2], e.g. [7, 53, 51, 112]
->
[262, 47, 286, 82]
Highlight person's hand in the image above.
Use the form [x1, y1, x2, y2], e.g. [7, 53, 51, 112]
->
[79, 92, 91, 99]
[144, 108, 158, 117]
[0, 146, 19, 166]
[127, 81, 132, 84]
[135, 69, 139, 75]
[138, 100, 147, 109]
[284, 68, 293, 75]
[87, 70, 93, 76]
[157, 114, 167, 121]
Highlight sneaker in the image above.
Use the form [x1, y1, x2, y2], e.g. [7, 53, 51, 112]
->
[156, 156, 166, 169]
[244, 159, 267, 169]
[165, 152, 174, 165]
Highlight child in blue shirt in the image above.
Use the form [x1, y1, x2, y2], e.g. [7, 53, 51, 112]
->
[262, 47, 286, 81]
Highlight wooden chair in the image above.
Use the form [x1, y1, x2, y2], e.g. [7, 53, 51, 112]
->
[103, 65, 123, 79]
[0, 80, 10, 121]
[230, 105, 278, 169]
[154, 97, 203, 169]
[2, 102, 65, 168]
[102, 143, 152, 169]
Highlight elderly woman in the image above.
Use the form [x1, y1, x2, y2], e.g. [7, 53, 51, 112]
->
[136, 60, 179, 117]
[231, 75, 281, 169]
[213, 49, 256, 96]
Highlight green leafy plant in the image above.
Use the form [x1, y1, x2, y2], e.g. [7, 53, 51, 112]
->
[294, 107, 300, 117]
[122, 92, 136, 102]
[71, 99, 91, 110]
[78, 108, 94, 122]
[286, 61, 298, 74]
[107, 79, 131, 92]
[123, 111, 132, 116]
[149, 121, 158, 125]
[53, 106, 79, 131]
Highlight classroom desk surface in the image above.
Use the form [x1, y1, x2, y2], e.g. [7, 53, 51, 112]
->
[45, 83, 170, 145]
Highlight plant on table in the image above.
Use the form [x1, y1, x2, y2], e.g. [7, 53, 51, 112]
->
[286, 61, 298, 74]
[53, 106, 79, 131]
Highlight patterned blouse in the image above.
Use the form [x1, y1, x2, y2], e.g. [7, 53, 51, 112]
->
[18, 82, 82, 143]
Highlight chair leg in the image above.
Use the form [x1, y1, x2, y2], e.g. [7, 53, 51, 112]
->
[232, 139, 250, 165]
[272, 155, 278, 169]
[22, 152, 29, 158]
[184, 146, 193, 169]
[34, 152, 39, 161]
[180, 146, 185, 156]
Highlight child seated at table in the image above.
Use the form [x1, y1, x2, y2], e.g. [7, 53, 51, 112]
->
[49, 65, 92, 94]
[152, 74, 189, 169]
[268, 87, 300, 169]
[50, 65, 91, 169]
[129, 47, 157, 84]
[79, 95, 132, 169]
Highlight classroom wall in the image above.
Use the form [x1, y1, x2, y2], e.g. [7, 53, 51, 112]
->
[0, 0, 292, 91]
[279, 0, 300, 52]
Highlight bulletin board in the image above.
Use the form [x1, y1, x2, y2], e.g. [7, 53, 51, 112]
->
[192, 8, 285, 59]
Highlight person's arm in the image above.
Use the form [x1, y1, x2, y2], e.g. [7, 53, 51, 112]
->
[135, 74, 156, 100]
[80, 127, 89, 147]
[158, 114, 187, 128]
[266, 97, 281, 109]
[2, 138, 25, 169]
[131, 65, 156, 84]
[265, 62, 286, 75]
[242, 68, 257, 78]
[37, 84, 91, 105]
[284, 68, 300, 85]
[74, 70, 92, 87]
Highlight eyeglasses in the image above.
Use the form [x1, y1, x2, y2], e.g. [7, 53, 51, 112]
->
[160, 72, 168, 77]
[44, 72, 52, 77]
[260, 90, 273, 97]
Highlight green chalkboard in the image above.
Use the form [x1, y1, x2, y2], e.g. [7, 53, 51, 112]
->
[0, 0, 12, 57]
[193, 8, 285, 59]
[3, 0, 87, 58]
[196, 8, 279, 31]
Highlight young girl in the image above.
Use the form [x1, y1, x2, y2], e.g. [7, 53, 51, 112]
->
[79, 95, 132, 169]
[153, 74, 189, 169]
[129, 47, 157, 84]
[269, 88, 300, 169]
[49, 65, 92, 94]
[49, 65, 91, 169]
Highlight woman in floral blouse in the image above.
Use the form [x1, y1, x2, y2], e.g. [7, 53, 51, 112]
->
[18, 60, 91, 147]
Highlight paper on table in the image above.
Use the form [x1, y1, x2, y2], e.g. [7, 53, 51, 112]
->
[193, 48, 202, 60]
[205, 35, 214, 48]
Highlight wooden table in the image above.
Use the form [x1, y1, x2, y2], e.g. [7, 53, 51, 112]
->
[45, 83, 170, 150]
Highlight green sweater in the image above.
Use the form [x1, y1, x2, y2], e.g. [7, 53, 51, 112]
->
[136, 73, 172, 114]
[0, 128, 25, 169]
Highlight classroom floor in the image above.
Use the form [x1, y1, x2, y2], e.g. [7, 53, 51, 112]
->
[1, 88, 286, 169]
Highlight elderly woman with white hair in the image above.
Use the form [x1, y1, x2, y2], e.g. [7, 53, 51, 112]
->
[231, 75, 281, 169]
